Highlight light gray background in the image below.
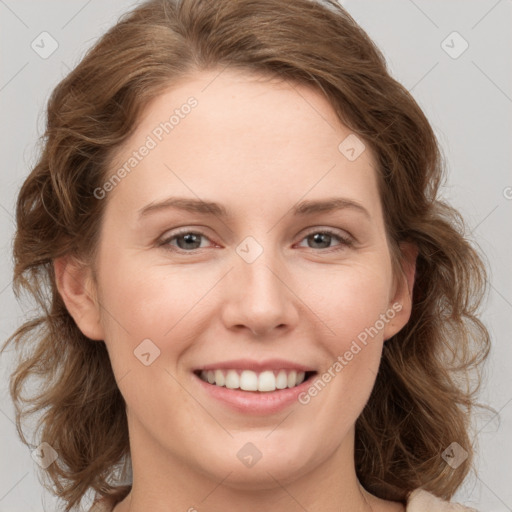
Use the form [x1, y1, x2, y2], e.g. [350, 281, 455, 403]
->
[1, 1, 511, 511]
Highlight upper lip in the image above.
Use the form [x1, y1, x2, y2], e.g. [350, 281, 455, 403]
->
[194, 358, 316, 373]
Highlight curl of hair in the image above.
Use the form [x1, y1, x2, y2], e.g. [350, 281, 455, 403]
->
[2, 0, 492, 510]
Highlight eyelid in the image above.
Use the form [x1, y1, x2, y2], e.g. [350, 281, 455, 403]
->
[300, 226, 354, 242]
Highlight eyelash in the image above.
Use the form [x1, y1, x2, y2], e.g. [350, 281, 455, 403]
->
[158, 228, 354, 254]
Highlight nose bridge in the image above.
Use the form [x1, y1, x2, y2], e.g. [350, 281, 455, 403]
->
[221, 235, 297, 336]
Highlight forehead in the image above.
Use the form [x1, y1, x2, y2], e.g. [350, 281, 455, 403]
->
[105, 68, 381, 220]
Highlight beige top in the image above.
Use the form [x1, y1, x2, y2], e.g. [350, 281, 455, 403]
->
[89, 488, 480, 511]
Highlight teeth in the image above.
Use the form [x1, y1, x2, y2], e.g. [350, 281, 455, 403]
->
[287, 370, 297, 388]
[199, 369, 307, 392]
[240, 370, 258, 391]
[214, 369, 225, 386]
[276, 370, 288, 389]
[258, 370, 276, 392]
[225, 370, 239, 389]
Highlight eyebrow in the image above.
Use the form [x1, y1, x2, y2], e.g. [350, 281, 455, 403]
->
[138, 196, 371, 220]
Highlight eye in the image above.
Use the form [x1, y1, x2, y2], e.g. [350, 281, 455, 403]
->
[159, 227, 354, 254]
[159, 230, 214, 252]
[297, 229, 354, 252]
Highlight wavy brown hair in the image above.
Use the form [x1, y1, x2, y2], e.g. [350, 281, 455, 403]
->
[2, 0, 492, 510]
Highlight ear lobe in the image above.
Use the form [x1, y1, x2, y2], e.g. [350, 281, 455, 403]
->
[54, 256, 104, 341]
[384, 241, 418, 341]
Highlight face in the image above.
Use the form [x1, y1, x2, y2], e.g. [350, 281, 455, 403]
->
[60, 68, 415, 495]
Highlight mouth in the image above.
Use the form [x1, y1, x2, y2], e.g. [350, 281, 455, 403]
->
[191, 359, 319, 414]
[193, 368, 318, 393]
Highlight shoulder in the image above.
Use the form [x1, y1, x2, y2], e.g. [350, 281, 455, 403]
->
[89, 485, 131, 511]
[406, 488, 479, 512]
[88, 496, 117, 512]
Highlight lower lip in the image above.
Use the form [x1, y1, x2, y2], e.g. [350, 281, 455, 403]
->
[192, 372, 315, 415]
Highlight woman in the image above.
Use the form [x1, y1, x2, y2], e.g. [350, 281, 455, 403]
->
[3, 0, 490, 511]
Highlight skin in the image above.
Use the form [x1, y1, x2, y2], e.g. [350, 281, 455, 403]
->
[56, 68, 416, 512]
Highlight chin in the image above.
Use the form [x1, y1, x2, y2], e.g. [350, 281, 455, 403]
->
[193, 441, 318, 491]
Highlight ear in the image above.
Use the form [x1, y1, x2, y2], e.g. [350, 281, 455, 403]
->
[54, 256, 104, 340]
[383, 241, 418, 341]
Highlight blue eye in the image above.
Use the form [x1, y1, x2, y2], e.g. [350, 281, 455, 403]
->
[159, 228, 353, 253]
[161, 231, 210, 251]
[298, 229, 353, 251]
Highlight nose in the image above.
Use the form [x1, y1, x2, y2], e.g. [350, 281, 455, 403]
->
[220, 248, 300, 338]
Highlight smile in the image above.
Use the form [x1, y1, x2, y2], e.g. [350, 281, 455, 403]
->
[192, 358, 318, 414]
[195, 368, 316, 392]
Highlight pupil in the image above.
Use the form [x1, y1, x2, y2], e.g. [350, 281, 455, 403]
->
[179, 233, 200, 249]
[311, 233, 330, 249]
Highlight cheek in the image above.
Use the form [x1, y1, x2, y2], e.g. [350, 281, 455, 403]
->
[94, 255, 201, 381]
[96, 265, 202, 424]
[97, 255, 204, 335]
[309, 261, 393, 343]
[305, 260, 394, 406]
[297, 266, 391, 428]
